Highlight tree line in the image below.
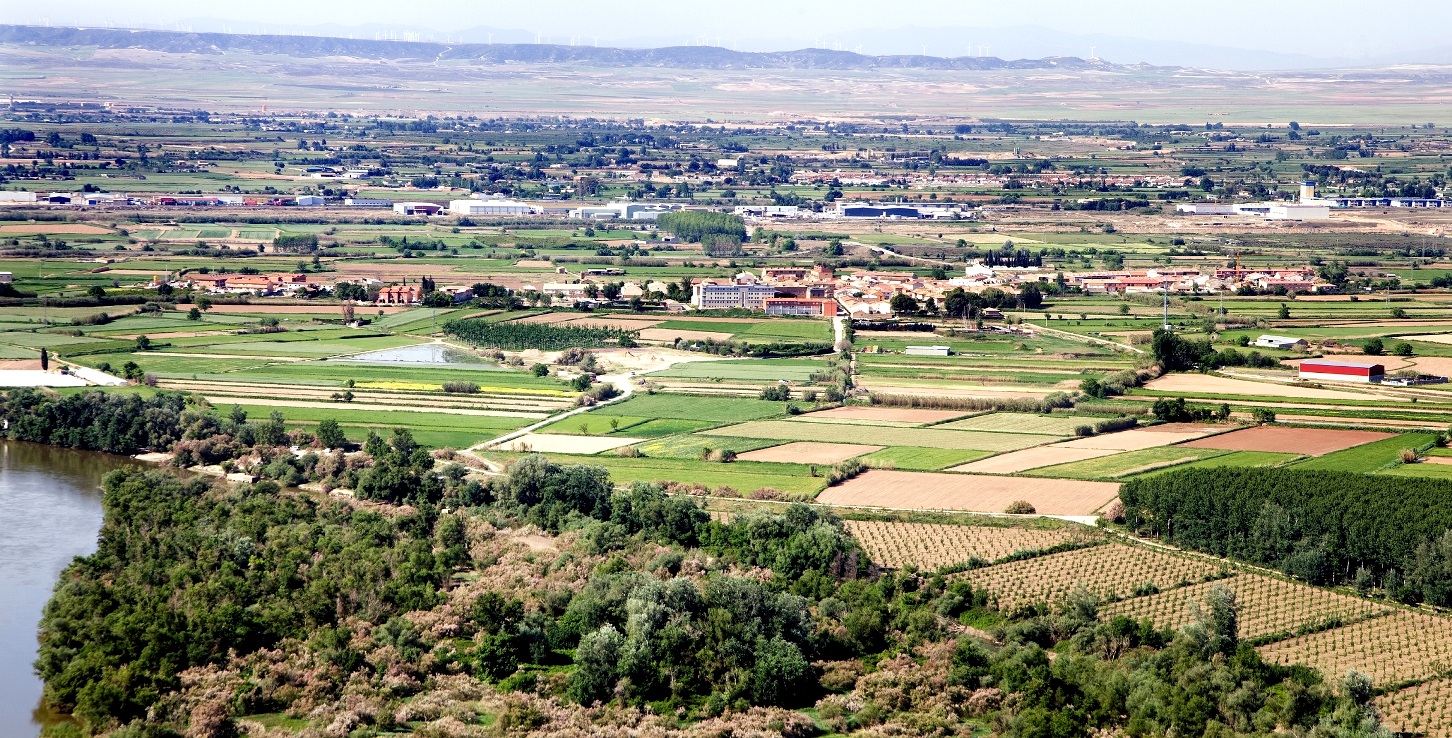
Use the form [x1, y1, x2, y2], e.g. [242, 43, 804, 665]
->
[39, 452, 1391, 737]
[1121, 466, 1452, 604]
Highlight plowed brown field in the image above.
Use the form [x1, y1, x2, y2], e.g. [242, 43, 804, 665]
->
[1180, 426, 1392, 455]
[816, 469, 1119, 516]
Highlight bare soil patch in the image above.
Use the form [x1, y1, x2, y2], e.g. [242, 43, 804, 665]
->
[0, 223, 111, 234]
[1259, 414, 1440, 430]
[1282, 356, 1414, 371]
[1409, 356, 1452, 376]
[589, 347, 726, 375]
[513, 312, 588, 324]
[0, 359, 42, 370]
[817, 469, 1120, 516]
[806, 405, 967, 424]
[950, 447, 1119, 474]
[498, 433, 643, 454]
[1180, 426, 1393, 456]
[561, 317, 665, 331]
[737, 442, 882, 464]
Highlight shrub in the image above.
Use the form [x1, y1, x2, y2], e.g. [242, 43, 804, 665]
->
[442, 381, 480, 394]
[1103, 500, 1126, 523]
[1004, 500, 1037, 515]
[1093, 416, 1138, 434]
[1074, 424, 1095, 437]
[1399, 447, 1420, 464]
[759, 384, 792, 401]
[868, 391, 1073, 414]
[827, 458, 866, 486]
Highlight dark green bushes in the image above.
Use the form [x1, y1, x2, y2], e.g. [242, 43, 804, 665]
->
[444, 318, 634, 351]
[37, 469, 449, 732]
[1122, 466, 1452, 603]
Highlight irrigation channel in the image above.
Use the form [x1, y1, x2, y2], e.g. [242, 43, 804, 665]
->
[0, 441, 140, 737]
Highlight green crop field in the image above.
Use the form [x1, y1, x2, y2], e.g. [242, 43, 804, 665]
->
[703, 420, 1063, 451]
[1131, 451, 1304, 477]
[632, 434, 783, 460]
[937, 412, 1106, 435]
[611, 418, 717, 437]
[1377, 462, 1452, 480]
[75, 353, 279, 375]
[227, 403, 532, 450]
[166, 336, 422, 358]
[650, 358, 827, 382]
[536, 415, 651, 436]
[591, 393, 789, 422]
[737, 320, 833, 342]
[1024, 447, 1227, 480]
[859, 447, 992, 470]
[0, 332, 110, 347]
[231, 361, 570, 392]
[491, 453, 826, 496]
[1291, 433, 1439, 472]
[653, 320, 758, 334]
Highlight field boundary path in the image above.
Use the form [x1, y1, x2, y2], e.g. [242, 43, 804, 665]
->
[833, 315, 850, 352]
[468, 371, 636, 454]
[1031, 323, 1144, 354]
[855, 241, 956, 267]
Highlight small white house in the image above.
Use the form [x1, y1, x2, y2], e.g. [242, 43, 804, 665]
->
[1254, 335, 1309, 351]
[905, 345, 952, 357]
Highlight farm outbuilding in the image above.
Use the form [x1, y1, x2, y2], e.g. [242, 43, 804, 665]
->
[1298, 360, 1385, 383]
[905, 345, 952, 357]
[1255, 335, 1309, 351]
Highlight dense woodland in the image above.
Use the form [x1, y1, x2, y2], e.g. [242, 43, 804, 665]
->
[0, 389, 489, 508]
[38, 459, 1388, 738]
[1121, 468, 1452, 605]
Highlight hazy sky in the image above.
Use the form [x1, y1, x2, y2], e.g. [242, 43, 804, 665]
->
[1, 0, 1447, 61]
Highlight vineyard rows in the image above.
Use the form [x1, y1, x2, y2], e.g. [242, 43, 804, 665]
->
[955, 543, 1225, 611]
[1258, 610, 1452, 687]
[1100, 573, 1388, 640]
[1378, 677, 1452, 738]
[843, 520, 1093, 571]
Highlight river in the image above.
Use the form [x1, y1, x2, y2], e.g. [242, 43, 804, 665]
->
[0, 441, 138, 737]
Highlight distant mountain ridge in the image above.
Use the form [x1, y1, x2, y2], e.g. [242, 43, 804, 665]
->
[0, 24, 1133, 72]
